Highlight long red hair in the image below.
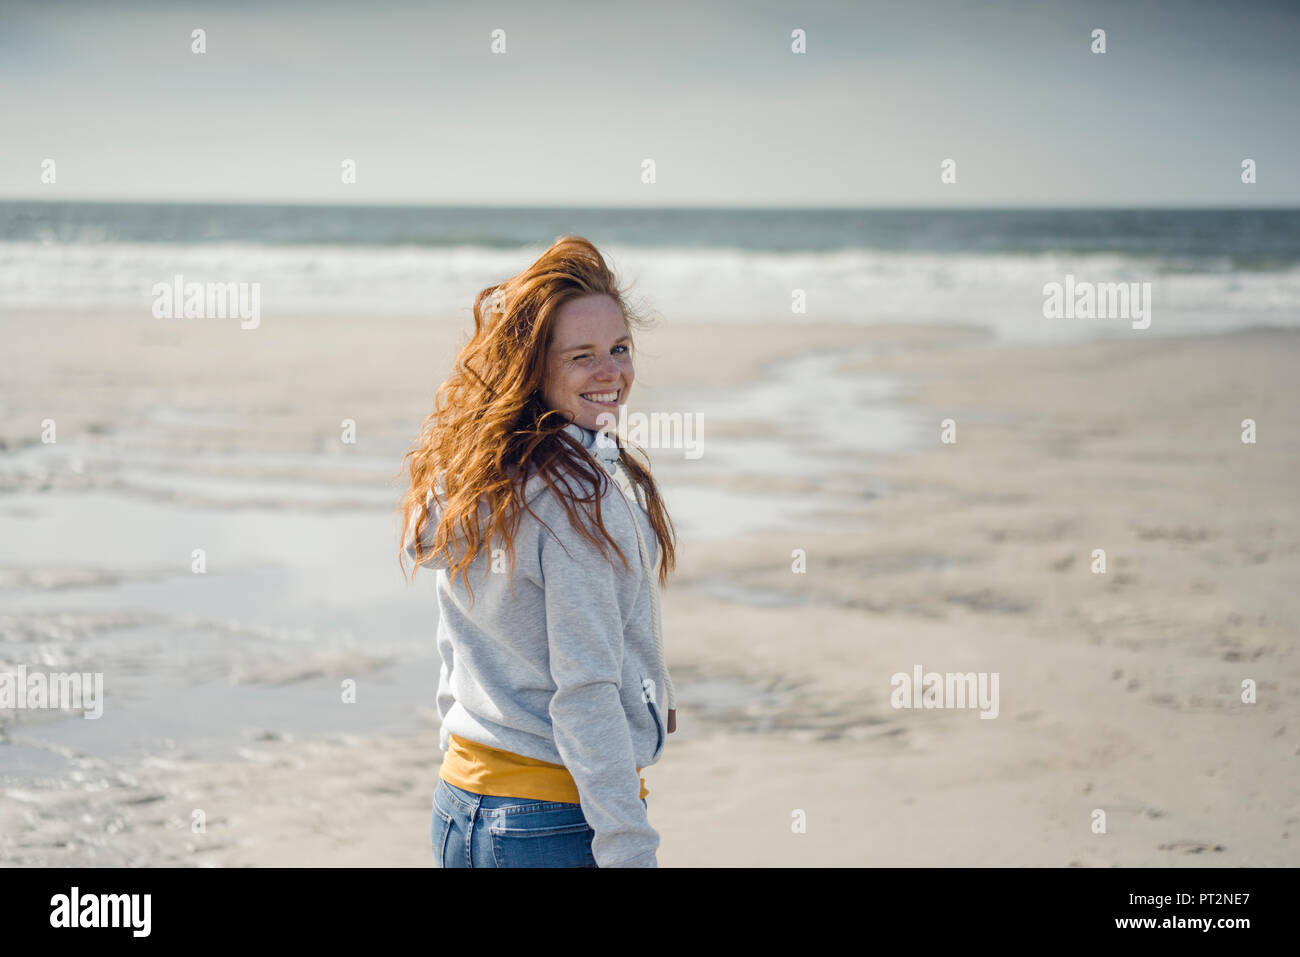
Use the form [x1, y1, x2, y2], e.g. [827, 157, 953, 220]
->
[397, 235, 676, 607]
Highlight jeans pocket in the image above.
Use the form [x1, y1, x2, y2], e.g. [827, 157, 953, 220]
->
[488, 808, 597, 868]
[431, 787, 455, 867]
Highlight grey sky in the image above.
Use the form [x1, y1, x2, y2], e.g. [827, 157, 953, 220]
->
[1, 0, 1296, 206]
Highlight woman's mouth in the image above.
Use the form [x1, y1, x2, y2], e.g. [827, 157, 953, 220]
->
[580, 389, 620, 407]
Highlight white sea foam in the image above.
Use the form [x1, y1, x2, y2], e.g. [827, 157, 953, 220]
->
[2, 240, 1297, 342]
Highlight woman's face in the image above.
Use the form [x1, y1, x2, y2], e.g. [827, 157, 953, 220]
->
[541, 294, 634, 433]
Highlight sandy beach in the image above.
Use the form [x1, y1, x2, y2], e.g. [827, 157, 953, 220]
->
[1, 312, 1297, 867]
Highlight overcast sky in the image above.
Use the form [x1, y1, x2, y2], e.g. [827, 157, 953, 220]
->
[1, 0, 1296, 206]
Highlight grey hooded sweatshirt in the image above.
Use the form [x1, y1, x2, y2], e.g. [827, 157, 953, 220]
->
[405, 421, 673, 868]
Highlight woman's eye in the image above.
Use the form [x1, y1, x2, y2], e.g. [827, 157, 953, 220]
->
[571, 346, 628, 362]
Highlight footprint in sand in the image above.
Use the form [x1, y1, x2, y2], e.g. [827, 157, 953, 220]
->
[1157, 841, 1225, 854]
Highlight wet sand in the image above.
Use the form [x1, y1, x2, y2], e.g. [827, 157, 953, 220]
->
[1, 313, 1297, 866]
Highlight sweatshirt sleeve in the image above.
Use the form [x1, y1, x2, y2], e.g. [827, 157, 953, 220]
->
[539, 505, 660, 868]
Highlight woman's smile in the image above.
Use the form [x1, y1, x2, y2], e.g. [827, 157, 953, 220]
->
[580, 387, 621, 408]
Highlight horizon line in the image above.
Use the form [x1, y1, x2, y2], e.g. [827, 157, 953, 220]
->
[1, 198, 1296, 212]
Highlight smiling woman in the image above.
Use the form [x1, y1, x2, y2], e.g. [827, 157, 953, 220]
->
[398, 235, 678, 868]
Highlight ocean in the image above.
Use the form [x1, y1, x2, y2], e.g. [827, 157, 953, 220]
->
[2, 203, 1297, 340]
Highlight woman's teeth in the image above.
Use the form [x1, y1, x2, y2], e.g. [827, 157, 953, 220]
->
[581, 390, 619, 404]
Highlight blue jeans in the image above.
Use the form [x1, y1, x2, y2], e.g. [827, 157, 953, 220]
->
[432, 777, 647, 868]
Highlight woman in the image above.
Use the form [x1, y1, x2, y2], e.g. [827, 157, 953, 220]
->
[399, 235, 677, 868]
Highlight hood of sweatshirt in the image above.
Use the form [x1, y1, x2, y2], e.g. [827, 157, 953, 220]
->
[405, 422, 622, 569]
[518, 422, 623, 506]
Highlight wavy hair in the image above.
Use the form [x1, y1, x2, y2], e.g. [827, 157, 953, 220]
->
[397, 235, 676, 607]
